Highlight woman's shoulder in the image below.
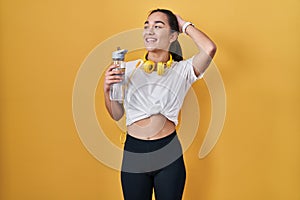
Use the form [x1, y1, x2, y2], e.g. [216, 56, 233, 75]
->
[178, 56, 194, 64]
[126, 59, 142, 69]
[172, 56, 194, 69]
[125, 59, 142, 74]
[126, 59, 141, 65]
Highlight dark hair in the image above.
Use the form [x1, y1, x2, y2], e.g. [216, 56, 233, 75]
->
[149, 9, 183, 61]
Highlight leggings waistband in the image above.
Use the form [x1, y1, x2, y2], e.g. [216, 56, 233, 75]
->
[126, 130, 176, 142]
[124, 130, 180, 153]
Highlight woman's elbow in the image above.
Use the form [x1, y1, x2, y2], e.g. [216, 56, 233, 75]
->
[110, 112, 124, 121]
[208, 43, 217, 58]
[113, 115, 123, 121]
[110, 109, 124, 121]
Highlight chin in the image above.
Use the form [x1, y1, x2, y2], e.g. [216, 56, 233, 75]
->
[144, 44, 168, 52]
[145, 46, 157, 52]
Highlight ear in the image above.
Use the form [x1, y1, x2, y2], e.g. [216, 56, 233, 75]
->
[169, 32, 178, 43]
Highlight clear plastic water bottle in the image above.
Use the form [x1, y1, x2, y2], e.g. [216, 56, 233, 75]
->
[109, 47, 128, 101]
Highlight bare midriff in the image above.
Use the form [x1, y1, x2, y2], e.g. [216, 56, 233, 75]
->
[127, 114, 175, 140]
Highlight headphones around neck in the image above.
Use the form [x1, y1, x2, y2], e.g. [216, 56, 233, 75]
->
[142, 53, 173, 75]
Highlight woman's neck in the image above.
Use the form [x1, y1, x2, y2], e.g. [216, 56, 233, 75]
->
[147, 50, 169, 63]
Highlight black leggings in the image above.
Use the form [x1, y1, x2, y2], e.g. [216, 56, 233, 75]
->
[121, 131, 186, 200]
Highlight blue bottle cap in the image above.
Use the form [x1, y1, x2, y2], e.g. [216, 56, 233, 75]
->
[112, 48, 128, 60]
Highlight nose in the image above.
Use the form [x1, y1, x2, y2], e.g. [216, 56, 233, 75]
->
[145, 26, 155, 35]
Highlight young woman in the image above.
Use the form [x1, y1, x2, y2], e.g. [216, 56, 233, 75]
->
[104, 9, 216, 200]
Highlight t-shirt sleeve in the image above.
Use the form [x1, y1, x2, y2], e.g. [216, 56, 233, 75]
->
[178, 56, 205, 84]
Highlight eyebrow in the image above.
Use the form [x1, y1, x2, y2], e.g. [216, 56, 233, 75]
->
[144, 20, 166, 25]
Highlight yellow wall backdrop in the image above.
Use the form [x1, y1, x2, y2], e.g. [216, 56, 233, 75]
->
[1, 0, 299, 199]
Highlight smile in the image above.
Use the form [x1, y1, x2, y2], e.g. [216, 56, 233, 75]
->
[145, 38, 158, 43]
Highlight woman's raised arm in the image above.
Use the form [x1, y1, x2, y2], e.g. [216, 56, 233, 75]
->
[176, 15, 217, 77]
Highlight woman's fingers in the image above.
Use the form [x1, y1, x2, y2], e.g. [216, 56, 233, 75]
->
[175, 14, 186, 32]
[106, 64, 124, 75]
[106, 69, 124, 76]
[104, 64, 124, 92]
[105, 74, 123, 82]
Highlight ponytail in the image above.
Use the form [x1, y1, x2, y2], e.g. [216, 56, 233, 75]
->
[169, 40, 183, 61]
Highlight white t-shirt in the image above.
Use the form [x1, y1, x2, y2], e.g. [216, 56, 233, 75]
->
[123, 57, 203, 126]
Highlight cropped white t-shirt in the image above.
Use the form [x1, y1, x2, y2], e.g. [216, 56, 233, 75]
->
[123, 57, 203, 126]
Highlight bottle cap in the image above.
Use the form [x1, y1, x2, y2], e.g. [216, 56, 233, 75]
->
[112, 48, 128, 60]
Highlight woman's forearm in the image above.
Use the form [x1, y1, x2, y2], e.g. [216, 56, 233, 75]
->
[104, 91, 124, 121]
[103, 64, 125, 121]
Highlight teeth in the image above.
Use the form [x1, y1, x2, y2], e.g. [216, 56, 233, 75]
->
[146, 38, 157, 42]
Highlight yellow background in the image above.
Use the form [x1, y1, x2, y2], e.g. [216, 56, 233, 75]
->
[1, 0, 299, 199]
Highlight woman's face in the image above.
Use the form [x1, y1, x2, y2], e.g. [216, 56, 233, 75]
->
[143, 12, 177, 52]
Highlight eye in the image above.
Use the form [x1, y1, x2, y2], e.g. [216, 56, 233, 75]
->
[154, 25, 162, 29]
[144, 25, 149, 30]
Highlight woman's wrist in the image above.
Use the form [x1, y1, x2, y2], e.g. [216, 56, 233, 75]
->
[104, 89, 111, 99]
[182, 22, 194, 34]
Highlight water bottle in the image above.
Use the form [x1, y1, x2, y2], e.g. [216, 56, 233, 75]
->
[109, 47, 128, 101]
